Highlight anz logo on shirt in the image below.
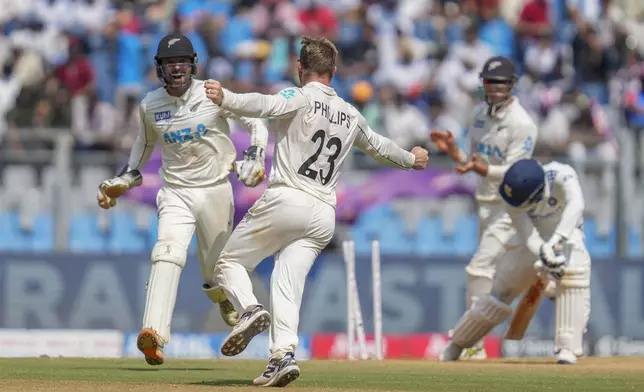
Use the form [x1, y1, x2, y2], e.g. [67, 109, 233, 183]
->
[476, 143, 503, 160]
[163, 124, 208, 144]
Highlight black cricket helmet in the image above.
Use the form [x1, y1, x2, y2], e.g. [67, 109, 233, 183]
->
[154, 33, 198, 88]
[479, 56, 517, 111]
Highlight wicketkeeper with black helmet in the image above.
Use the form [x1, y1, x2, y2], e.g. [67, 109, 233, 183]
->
[96, 33, 269, 366]
[441, 159, 591, 364]
[431, 56, 539, 359]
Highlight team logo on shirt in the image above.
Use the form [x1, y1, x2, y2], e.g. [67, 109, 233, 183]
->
[504, 184, 512, 197]
[279, 89, 296, 100]
[474, 119, 484, 128]
[155, 111, 172, 122]
[548, 197, 557, 207]
[163, 124, 208, 144]
[476, 143, 503, 160]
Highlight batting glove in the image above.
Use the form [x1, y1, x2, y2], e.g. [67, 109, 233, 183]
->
[233, 146, 266, 187]
[97, 169, 143, 210]
[536, 243, 566, 280]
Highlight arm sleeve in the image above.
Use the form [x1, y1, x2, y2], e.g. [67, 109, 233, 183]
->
[507, 206, 545, 257]
[127, 103, 157, 171]
[220, 87, 308, 119]
[486, 121, 538, 180]
[552, 170, 585, 242]
[220, 109, 269, 148]
[353, 115, 415, 170]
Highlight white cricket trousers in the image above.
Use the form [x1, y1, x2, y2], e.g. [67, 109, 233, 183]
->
[142, 180, 234, 344]
[156, 181, 234, 279]
[465, 201, 516, 280]
[213, 185, 335, 357]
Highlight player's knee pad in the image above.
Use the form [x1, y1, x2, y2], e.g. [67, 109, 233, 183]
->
[465, 250, 499, 280]
[465, 274, 494, 310]
[555, 267, 590, 357]
[451, 294, 512, 348]
[152, 241, 187, 268]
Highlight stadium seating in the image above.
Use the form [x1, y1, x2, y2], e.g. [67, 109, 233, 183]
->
[0, 170, 641, 258]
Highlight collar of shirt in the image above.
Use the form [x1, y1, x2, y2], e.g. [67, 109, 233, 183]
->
[306, 81, 336, 96]
[165, 79, 199, 105]
[491, 97, 517, 120]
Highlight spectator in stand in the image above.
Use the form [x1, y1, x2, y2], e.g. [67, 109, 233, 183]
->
[568, 93, 618, 235]
[297, 0, 339, 39]
[72, 89, 118, 151]
[572, 25, 618, 104]
[516, 0, 551, 63]
[622, 54, 644, 176]
[478, 1, 515, 58]
[55, 36, 95, 146]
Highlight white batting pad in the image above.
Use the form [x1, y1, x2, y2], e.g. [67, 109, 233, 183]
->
[142, 261, 183, 344]
[151, 240, 188, 268]
[555, 267, 590, 357]
[451, 295, 512, 348]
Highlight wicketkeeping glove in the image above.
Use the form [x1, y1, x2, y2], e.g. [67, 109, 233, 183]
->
[233, 146, 266, 187]
[97, 169, 143, 210]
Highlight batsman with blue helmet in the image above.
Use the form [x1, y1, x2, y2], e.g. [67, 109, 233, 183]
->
[441, 159, 591, 365]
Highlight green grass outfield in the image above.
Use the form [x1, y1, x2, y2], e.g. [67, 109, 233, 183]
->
[1, 357, 643, 392]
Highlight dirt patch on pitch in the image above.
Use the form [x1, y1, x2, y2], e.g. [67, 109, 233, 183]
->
[433, 356, 644, 373]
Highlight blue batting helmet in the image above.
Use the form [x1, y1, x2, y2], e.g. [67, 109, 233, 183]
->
[499, 159, 545, 207]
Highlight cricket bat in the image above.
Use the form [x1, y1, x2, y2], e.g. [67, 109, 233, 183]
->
[504, 277, 546, 340]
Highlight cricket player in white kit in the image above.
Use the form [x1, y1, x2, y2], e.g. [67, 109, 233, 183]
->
[95, 33, 269, 366]
[440, 158, 591, 364]
[203, 36, 429, 387]
[431, 56, 538, 358]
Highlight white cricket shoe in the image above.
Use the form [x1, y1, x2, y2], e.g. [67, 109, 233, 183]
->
[556, 349, 577, 364]
[439, 341, 464, 361]
[253, 352, 300, 387]
[459, 346, 488, 360]
[446, 329, 487, 360]
[220, 304, 271, 357]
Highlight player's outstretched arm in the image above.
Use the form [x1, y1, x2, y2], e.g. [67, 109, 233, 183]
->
[430, 130, 469, 165]
[354, 119, 428, 170]
[97, 104, 155, 210]
[205, 79, 307, 119]
[550, 168, 585, 245]
[221, 110, 269, 187]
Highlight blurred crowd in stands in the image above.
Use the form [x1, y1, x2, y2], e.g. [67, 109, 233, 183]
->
[1, 0, 644, 177]
[0, 0, 643, 249]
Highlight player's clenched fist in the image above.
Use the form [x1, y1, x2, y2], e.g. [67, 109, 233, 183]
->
[411, 146, 429, 170]
[205, 79, 224, 105]
[97, 170, 143, 210]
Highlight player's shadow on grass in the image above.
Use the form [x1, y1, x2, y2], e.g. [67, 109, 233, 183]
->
[189, 380, 254, 386]
[120, 367, 214, 371]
